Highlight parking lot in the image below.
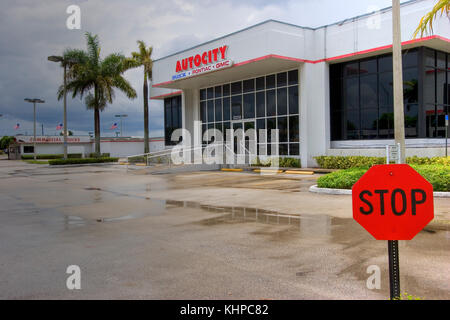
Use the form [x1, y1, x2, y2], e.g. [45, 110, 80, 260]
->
[0, 160, 449, 299]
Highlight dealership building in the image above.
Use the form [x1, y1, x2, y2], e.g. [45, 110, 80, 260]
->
[150, 0, 449, 167]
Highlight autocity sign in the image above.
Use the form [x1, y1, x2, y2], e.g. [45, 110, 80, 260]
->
[172, 45, 233, 81]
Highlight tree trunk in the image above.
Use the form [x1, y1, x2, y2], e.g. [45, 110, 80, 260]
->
[95, 107, 101, 156]
[143, 76, 149, 154]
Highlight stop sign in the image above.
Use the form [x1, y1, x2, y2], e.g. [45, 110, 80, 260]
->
[352, 164, 434, 240]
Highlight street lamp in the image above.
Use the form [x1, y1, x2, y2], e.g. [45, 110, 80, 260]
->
[24, 98, 45, 160]
[48, 55, 76, 160]
[114, 114, 128, 137]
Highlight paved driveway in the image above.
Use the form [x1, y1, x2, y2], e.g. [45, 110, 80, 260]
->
[0, 160, 449, 299]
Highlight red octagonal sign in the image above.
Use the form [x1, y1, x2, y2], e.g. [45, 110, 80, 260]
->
[352, 164, 434, 240]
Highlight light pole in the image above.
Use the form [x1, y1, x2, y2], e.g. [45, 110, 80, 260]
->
[24, 98, 45, 160]
[48, 55, 76, 160]
[115, 114, 128, 137]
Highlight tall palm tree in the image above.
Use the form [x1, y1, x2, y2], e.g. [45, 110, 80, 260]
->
[128, 40, 153, 154]
[413, 0, 449, 38]
[58, 32, 137, 155]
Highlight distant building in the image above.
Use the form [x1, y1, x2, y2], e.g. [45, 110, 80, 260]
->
[8, 135, 164, 159]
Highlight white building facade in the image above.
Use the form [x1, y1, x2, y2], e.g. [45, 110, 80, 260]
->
[10, 136, 165, 159]
[150, 0, 449, 167]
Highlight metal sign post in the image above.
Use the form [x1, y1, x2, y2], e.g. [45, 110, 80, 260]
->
[445, 114, 448, 157]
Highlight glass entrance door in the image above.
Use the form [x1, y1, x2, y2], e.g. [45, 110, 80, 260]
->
[232, 119, 256, 163]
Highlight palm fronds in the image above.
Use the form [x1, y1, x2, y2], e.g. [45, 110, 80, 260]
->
[413, 0, 450, 38]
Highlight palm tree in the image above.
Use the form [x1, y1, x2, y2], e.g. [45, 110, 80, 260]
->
[128, 40, 153, 154]
[413, 0, 449, 38]
[58, 32, 137, 155]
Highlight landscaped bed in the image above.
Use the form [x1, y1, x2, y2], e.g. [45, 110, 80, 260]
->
[316, 164, 449, 192]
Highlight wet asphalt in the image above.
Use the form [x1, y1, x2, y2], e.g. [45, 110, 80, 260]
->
[0, 160, 449, 299]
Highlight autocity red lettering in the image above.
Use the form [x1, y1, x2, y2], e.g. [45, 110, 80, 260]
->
[175, 46, 228, 73]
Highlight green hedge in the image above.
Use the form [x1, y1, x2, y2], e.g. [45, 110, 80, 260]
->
[49, 157, 119, 165]
[21, 153, 82, 160]
[251, 157, 301, 168]
[317, 164, 449, 192]
[315, 155, 450, 169]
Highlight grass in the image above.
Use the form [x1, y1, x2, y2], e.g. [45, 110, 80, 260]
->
[48, 157, 119, 165]
[23, 160, 48, 165]
[317, 164, 449, 192]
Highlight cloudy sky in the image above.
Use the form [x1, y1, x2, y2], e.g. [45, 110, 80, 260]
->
[0, 0, 408, 138]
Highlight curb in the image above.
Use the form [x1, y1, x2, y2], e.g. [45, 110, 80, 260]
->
[309, 185, 450, 198]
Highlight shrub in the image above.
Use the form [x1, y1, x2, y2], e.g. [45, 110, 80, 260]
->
[49, 157, 119, 165]
[314, 156, 385, 169]
[251, 157, 301, 168]
[21, 153, 82, 160]
[314, 155, 450, 169]
[317, 164, 449, 192]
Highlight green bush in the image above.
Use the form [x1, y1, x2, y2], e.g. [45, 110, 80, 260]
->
[317, 164, 449, 192]
[21, 153, 82, 160]
[314, 155, 450, 169]
[314, 156, 386, 169]
[251, 157, 301, 168]
[49, 157, 119, 165]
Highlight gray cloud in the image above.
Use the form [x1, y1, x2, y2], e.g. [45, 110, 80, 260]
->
[0, 0, 407, 138]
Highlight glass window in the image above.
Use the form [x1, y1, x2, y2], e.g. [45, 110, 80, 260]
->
[266, 74, 275, 89]
[330, 78, 342, 112]
[243, 93, 255, 119]
[288, 70, 298, 85]
[266, 118, 276, 143]
[256, 77, 265, 91]
[360, 74, 378, 109]
[277, 72, 287, 87]
[223, 84, 230, 96]
[257, 119, 266, 143]
[360, 108, 378, 139]
[289, 143, 299, 156]
[200, 89, 206, 101]
[24, 146, 34, 153]
[424, 67, 435, 104]
[200, 101, 207, 123]
[331, 110, 344, 140]
[344, 62, 359, 77]
[330, 64, 343, 79]
[403, 49, 418, 68]
[289, 116, 299, 142]
[344, 77, 359, 109]
[424, 48, 435, 67]
[378, 107, 394, 139]
[346, 110, 360, 140]
[288, 86, 299, 114]
[207, 100, 214, 122]
[279, 144, 288, 156]
[278, 117, 288, 142]
[215, 98, 222, 122]
[403, 68, 418, 104]
[405, 103, 418, 138]
[243, 79, 255, 93]
[256, 91, 265, 118]
[231, 95, 242, 120]
[378, 55, 393, 73]
[277, 88, 287, 115]
[436, 69, 446, 105]
[223, 97, 231, 121]
[379, 72, 393, 106]
[207, 87, 214, 100]
[360, 58, 377, 75]
[231, 81, 242, 95]
[266, 90, 276, 117]
[215, 86, 222, 98]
